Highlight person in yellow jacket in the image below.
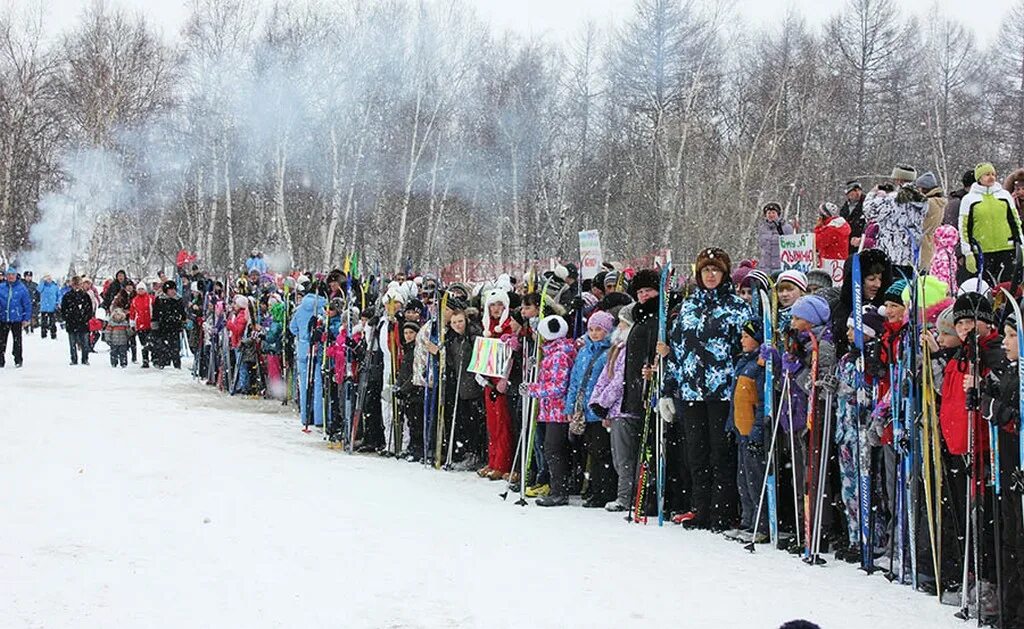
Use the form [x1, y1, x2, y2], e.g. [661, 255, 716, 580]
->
[958, 162, 1022, 284]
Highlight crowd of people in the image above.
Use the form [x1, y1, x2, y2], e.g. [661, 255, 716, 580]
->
[3, 162, 1024, 627]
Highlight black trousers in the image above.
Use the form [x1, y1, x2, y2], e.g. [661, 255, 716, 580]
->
[401, 387, 425, 456]
[361, 380, 385, 448]
[682, 400, 738, 527]
[0, 321, 23, 366]
[666, 414, 693, 513]
[40, 312, 57, 338]
[583, 422, 617, 503]
[544, 422, 571, 497]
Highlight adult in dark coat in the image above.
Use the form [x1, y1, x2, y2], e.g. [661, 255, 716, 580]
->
[60, 275, 95, 365]
[151, 280, 187, 368]
[839, 181, 866, 254]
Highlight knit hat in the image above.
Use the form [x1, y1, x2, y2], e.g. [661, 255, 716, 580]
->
[4, 266, 15, 275]
[604, 270, 621, 288]
[818, 202, 839, 218]
[270, 301, 286, 324]
[1005, 299, 1024, 331]
[742, 318, 764, 344]
[234, 295, 249, 309]
[962, 169, 976, 189]
[593, 271, 607, 291]
[846, 306, 885, 339]
[762, 202, 782, 215]
[845, 180, 862, 194]
[790, 294, 830, 327]
[402, 321, 421, 335]
[884, 279, 908, 307]
[587, 310, 615, 334]
[405, 298, 424, 312]
[732, 260, 756, 287]
[538, 315, 569, 341]
[162, 280, 177, 293]
[695, 248, 731, 286]
[952, 292, 994, 325]
[631, 268, 660, 293]
[937, 305, 957, 338]
[805, 269, 833, 291]
[974, 162, 996, 182]
[776, 269, 808, 292]
[891, 164, 917, 182]
[915, 171, 939, 192]
[745, 269, 773, 294]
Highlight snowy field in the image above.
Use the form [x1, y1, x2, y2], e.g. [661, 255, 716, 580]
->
[2, 332, 966, 629]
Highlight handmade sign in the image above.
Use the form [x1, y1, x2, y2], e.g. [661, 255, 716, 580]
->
[578, 230, 603, 280]
[468, 336, 513, 378]
[779, 233, 815, 273]
[820, 258, 845, 284]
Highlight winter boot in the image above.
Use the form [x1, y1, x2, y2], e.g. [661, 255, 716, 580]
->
[526, 484, 550, 498]
[536, 494, 568, 507]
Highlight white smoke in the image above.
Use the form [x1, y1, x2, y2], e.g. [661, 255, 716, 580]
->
[19, 149, 134, 278]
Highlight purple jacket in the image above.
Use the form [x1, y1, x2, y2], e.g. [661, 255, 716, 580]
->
[588, 343, 631, 419]
[527, 337, 577, 423]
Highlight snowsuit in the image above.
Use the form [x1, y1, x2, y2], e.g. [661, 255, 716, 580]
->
[0, 278, 31, 367]
[289, 293, 327, 427]
[527, 337, 577, 498]
[667, 282, 748, 528]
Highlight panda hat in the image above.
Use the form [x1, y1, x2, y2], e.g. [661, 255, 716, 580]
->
[539, 315, 569, 341]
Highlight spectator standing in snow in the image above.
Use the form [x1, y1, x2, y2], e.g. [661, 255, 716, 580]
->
[756, 202, 794, 273]
[38, 274, 60, 340]
[60, 275, 94, 365]
[958, 162, 1022, 285]
[915, 171, 947, 270]
[839, 180, 866, 253]
[0, 266, 32, 367]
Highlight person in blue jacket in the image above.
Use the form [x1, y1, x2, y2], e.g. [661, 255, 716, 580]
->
[289, 285, 327, 428]
[564, 309, 615, 507]
[38, 274, 60, 339]
[0, 266, 32, 367]
[245, 249, 268, 274]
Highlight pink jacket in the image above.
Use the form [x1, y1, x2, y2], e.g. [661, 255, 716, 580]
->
[527, 337, 577, 423]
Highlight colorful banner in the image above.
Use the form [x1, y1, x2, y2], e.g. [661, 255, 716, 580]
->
[467, 336, 513, 378]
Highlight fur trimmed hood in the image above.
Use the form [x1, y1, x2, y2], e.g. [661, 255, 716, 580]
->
[1004, 168, 1024, 193]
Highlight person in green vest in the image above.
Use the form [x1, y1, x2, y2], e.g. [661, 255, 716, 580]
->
[958, 162, 1022, 284]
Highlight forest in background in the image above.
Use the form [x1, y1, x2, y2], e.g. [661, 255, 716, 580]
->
[0, 0, 1022, 277]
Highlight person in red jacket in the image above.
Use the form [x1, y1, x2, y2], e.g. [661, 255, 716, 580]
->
[129, 284, 155, 368]
[940, 291, 1003, 598]
[226, 295, 251, 394]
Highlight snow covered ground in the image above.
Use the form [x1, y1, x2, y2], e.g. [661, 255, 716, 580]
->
[2, 332, 966, 629]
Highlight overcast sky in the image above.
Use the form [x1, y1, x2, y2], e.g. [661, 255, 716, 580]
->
[10, 0, 1019, 45]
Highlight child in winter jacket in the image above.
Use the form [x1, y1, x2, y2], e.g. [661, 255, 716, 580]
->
[730, 318, 767, 543]
[262, 301, 286, 399]
[564, 310, 615, 508]
[522, 315, 577, 507]
[775, 269, 807, 339]
[832, 306, 886, 561]
[105, 307, 131, 368]
[395, 321, 425, 462]
[590, 304, 634, 511]
[980, 307, 1024, 626]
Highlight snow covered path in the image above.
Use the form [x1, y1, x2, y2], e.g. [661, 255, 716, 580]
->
[2, 332, 964, 629]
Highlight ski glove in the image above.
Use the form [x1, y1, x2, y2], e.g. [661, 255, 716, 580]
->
[589, 403, 609, 419]
[781, 353, 802, 375]
[475, 373, 489, 389]
[657, 397, 675, 423]
[759, 343, 780, 365]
